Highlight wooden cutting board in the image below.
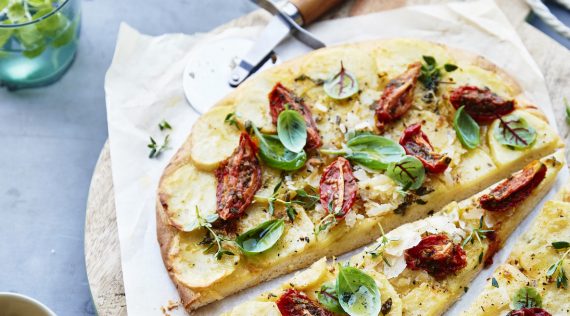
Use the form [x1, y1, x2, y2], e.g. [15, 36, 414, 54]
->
[84, 1, 570, 315]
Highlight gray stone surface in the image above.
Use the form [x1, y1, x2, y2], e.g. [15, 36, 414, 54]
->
[0, 1, 255, 315]
[0, 0, 567, 315]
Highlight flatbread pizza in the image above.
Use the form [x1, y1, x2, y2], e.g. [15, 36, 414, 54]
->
[156, 39, 564, 312]
[221, 153, 564, 316]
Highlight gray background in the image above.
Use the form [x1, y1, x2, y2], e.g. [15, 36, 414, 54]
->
[0, 0, 567, 315]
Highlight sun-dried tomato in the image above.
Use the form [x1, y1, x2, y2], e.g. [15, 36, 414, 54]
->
[405, 233, 467, 279]
[449, 86, 515, 124]
[268, 83, 322, 150]
[399, 123, 451, 173]
[508, 308, 552, 316]
[215, 132, 262, 220]
[480, 161, 547, 212]
[319, 157, 358, 218]
[483, 231, 500, 267]
[276, 289, 333, 316]
[375, 62, 422, 132]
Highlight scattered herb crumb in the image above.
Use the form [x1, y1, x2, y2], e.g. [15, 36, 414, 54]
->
[492, 277, 499, 288]
[148, 135, 170, 159]
[159, 119, 172, 131]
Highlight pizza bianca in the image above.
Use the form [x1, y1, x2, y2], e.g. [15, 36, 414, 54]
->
[156, 39, 564, 312]
[462, 181, 570, 316]
[221, 154, 563, 316]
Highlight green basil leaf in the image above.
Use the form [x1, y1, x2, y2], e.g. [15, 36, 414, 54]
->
[317, 281, 344, 314]
[345, 134, 406, 170]
[277, 110, 307, 153]
[493, 114, 537, 149]
[454, 106, 480, 149]
[255, 130, 307, 171]
[235, 219, 285, 255]
[552, 241, 570, 249]
[336, 265, 381, 316]
[386, 156, 426, 191]
[513, 287, 542, 309]
[324, 63, 359, 100]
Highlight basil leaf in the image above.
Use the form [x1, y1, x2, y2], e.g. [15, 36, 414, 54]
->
[277, 110, 307, 153]
[386, 156, 426, 191]
[317, 281, 344, 313]
[324, 63, 359, 100]
[235, 219, 285, 255]
[253, 127, 307, 171]
[493, 114, 537, 149]
[336, 265, 381, 316]
[345, 134, 406, 170]
[552, 241, 570, 249]
[513, 287, 542, 309]
[454, 106, 480, 149]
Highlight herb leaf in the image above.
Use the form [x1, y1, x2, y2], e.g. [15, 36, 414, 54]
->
[386, 156, 426, 191]
[565, 97, 570, 125]
[195, 207, 234, 260]
[235, 219, 285, 255]
[492, 277, 499, 288]
[444, 64, 458, 72]
[324, 62, 359, 100]
[148, 135, 170, 158]
[512, 287, 542, 309]
[277, 110, 307, 153]
[493, 114, 537, 149]
[159, 119, 172, 131]
[552, 241, 570, 249]
[336, 265, 381, 316]
[454, 106, 480, 149]
[345, 134, 406, 170]
[317, 281, 344, 313]
[252, 126, 307, 171]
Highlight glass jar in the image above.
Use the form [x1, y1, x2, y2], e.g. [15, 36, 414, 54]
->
[0, 0, 81, 89]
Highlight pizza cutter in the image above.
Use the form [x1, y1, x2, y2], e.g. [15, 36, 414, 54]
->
[183, 0, 345, 114]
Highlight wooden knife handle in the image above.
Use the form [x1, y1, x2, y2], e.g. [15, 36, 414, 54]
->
[290, 0, 345, 25]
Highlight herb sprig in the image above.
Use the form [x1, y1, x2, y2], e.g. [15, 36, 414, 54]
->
[195, 207, 235, 260]
[419, 55, 458, 93]
[546, 241, 569, 289]
[462, 216, 494, 265]
[158, 119, 172, 131]
[366, 224, 394, 267]
[255, 178, 319, 222]
[148, 135, 170, 158]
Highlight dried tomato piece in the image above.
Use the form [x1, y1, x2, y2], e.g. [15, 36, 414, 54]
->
[480, 161, 547, 212]
[508, 308, 552, 316]
[449, 86, 515, 124]
[215, 132, 262, 221]
[399, 123, 451, 173]
[319, 157, 358, 218]
[405, 233, 467, 279]
[483, 231, 500, 267]
[276, 289, 333, 316]
[268, 83, 322, 150]
[375, 62, 422, 132]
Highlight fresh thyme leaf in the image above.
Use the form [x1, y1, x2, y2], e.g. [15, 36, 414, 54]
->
[546, 248, 570, 289]
[552, 241, 570, 249]
[224, 112, 239, 129]
[492, 277, 499, 288]
[423, 55, 436, 66]
[195, 206, 234, 260]
[418, 56, 457, 93]
[292, 188, 319, 210]
[444, 64, 458, 72]
[158, 119, 172, 131]
[462, 216, 494, 267]
[148, 135, 170, 159]
[314, 213, 337, 237]
[286, 204, 297, 222]
[565, 97, 570, 125]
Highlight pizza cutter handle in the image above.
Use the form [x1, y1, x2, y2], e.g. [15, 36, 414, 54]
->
[290, 0, 346, 25]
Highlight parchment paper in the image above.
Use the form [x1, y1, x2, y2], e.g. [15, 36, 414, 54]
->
[104, 1, 568, 315]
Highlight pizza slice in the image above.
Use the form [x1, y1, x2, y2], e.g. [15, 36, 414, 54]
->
[156, 39, 564, 312]
[461, 180, 570, 316]
[222, 152, 564, 316]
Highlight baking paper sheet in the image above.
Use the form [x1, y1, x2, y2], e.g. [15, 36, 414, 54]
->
[104, 1, 568, 315]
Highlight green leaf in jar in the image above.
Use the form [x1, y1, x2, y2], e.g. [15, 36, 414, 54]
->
[324, 62, 359, 100]
[336, 265, 381, 316]
[15, 24, 47, 58]
[6, 2, 27, 23]
[512, 287, 542, 309]
[235, 219, 285, 255]
[493, 114, 536, 149]
[0, 0, 9, 12]
[52, 15, 78, 48]
[454, 105, 480, 149]
[317, 281, 344, 314]
[252, 125, 307, 171]
[34, 9, 67, 37]
[386, 156, 426, 191]
[345, 134, 406, 171]
[0, 21, 14, 49]
[277, 109, 307, 153]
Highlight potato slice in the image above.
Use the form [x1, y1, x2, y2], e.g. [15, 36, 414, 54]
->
[160, 163, 216, 231]
[190, 105, 240, 171]
[223, 301, 281, 316]
[169, 232, 239, 288]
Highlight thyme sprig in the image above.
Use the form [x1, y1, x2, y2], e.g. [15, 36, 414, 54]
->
[462, 216, 494, 265]
[158, 119, 172, 131]
[366, 224, 394, 267]
[546, 241, 570, 289]
[254, 178, 319, 221]
[195, 207, 234, 260]
[148, 135, 170, 158]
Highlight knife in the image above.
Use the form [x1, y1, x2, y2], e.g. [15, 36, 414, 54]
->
[228, 0, 345, 87]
